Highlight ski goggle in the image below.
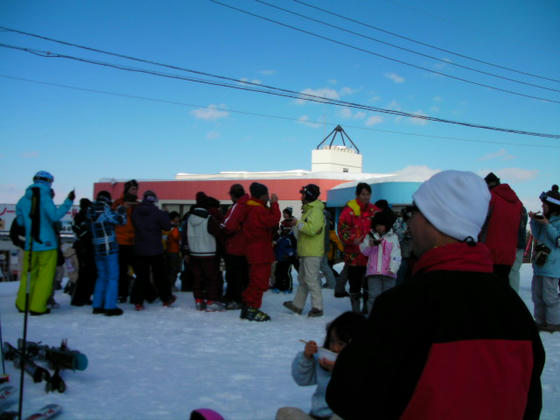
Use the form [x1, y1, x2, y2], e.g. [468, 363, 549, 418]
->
[541, 192, 560, 206]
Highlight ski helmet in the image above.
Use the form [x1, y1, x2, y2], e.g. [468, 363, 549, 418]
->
[540, 185, 560, 214]
[190, 408, 225, 420]
[143, 190, 158, 203]
[96, 190, 112, 205]
[33, 170, 54, 185]
[300, 184, 320, 202]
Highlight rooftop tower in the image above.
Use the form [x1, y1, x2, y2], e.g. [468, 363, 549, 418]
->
[311, 125, 362, 173]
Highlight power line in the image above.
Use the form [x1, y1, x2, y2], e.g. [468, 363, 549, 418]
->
[206, 0, 560, 104]
[3, 73, 559, 149]
[3, 24, 560, 111]
[293, 0, 560, 84]
[255, 0, 560, 94]
[1, 42, 559, 139]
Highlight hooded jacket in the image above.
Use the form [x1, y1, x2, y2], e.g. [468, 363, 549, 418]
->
[242, 198, 281, 264]
[530, 214, 560, 278]
[222, 193, 249, 256]
[337, 199, 379, 266]
[483, 183, 523, 265]
[184, 207, 222, 257]
[296, 199, 325, 257]
[327, 242, 544, 420]
[16, 182, 73, 252]
[131, 200, 171, 256]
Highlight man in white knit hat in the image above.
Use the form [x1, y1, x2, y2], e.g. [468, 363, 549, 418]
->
[327, 170, 544, 420]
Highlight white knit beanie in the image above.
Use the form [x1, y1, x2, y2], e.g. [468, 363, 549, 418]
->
[412, 170, 490, 242]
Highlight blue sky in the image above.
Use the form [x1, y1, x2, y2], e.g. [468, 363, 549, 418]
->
[1, 0, 559, 211]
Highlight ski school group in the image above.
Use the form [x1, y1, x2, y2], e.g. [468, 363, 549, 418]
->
[10, 169, 560, 419]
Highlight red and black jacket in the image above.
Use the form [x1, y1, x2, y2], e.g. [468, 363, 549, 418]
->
[326, 242, 544, 420]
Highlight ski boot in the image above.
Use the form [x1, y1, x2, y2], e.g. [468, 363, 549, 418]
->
[350, 293, 361, 314]
[240, 306, 271, 322]
[282, 301, 302, 315]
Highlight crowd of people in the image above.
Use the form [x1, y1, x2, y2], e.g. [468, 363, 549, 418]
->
[10, 169, 559, 419]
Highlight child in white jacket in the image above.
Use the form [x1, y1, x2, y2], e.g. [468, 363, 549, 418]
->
[360, 210, 401, 315]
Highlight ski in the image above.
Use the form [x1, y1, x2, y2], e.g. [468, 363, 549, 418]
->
[0, 385, 16, 407]
[0, 404, 62, 420]
[2, 343, 65, 393]
[2, 344, 50, 385]
[24, 404, 62, 420]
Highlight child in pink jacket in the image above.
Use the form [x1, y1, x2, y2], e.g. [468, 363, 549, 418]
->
[360, 210, 401, 315]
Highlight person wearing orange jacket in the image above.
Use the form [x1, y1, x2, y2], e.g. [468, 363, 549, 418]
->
[337, 183, 380, 313]
[112, 179, 139, 303]
[240, 182, 280, 322]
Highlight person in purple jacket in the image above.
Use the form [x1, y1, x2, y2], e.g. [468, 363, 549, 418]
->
[130, 190, 176, 310]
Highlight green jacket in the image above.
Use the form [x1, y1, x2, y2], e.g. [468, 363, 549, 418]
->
[296, 200, 325, 257]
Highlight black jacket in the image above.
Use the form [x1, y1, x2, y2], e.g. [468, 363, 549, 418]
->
[131, 201, 171, 256]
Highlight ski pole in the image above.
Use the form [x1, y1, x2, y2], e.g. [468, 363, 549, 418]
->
[0, 311, 9, 383]
[18, 235, 32, 419]
[19, 190, 39, 420]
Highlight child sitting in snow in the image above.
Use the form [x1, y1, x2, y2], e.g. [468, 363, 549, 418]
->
[360, 210, 401, 315]
[276, 311, 366, 420]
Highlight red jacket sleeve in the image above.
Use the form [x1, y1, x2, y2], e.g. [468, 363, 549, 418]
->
[223, 202, 246, 235]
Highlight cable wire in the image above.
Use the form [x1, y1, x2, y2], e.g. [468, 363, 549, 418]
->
[1, 42, 559, 139]
[2, 23, 560, 107]
[206, 0, 559, 104]
[3, 73, 559, 149]
[255, 0, 560, 94]
[293, 0, 560, 84]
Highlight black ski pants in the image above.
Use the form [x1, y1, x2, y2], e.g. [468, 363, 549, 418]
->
[224, 254, 249, 303]
[131, 254, 172, 305]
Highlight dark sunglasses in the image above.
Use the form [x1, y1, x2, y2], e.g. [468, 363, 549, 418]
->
[403, 203, 419, 218]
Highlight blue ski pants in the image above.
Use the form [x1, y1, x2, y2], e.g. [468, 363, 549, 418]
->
[93, 253, 119, 310]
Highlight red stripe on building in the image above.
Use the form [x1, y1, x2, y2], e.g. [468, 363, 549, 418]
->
[94, 179, 349, 202]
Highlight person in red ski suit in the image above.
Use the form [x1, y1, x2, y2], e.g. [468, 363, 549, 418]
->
[222, 184, 250, 309]
[240, 182, 280, 322]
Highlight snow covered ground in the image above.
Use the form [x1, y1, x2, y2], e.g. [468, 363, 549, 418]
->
[0, 264, 558, 420]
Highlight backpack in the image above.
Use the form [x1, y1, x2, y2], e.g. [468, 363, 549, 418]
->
[9, 218, 25, 249]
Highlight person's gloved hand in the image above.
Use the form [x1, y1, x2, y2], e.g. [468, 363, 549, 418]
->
[68, 190, 76, 201]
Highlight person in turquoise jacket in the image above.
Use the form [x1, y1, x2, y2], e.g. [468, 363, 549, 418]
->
[529, 184, 560, 332]
[15, 171, 75, 315]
